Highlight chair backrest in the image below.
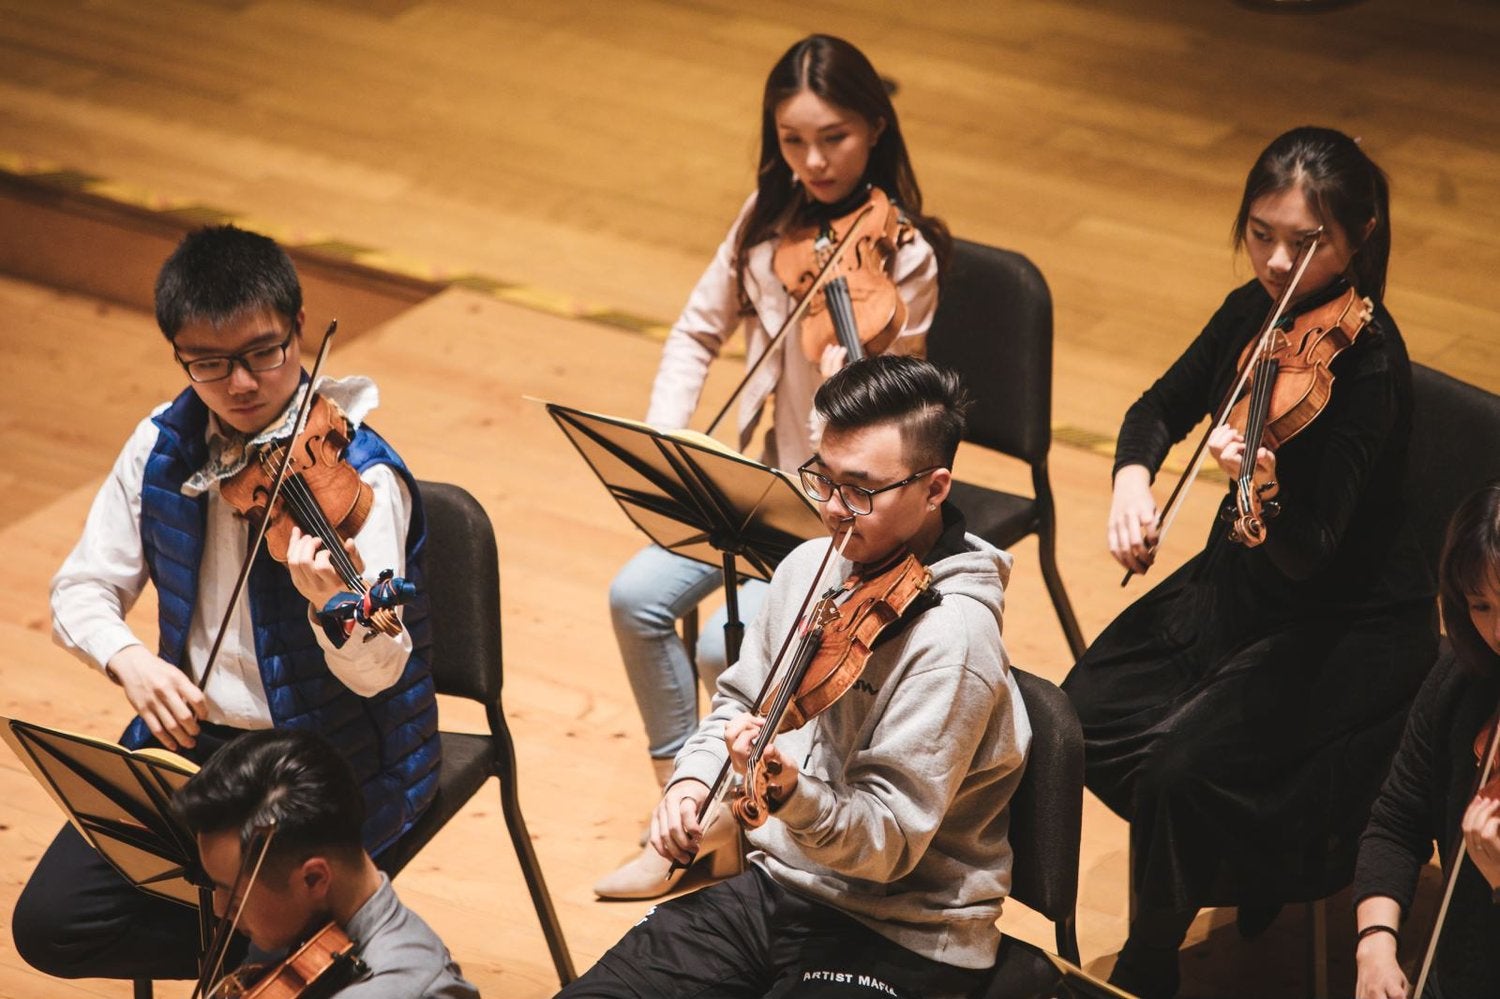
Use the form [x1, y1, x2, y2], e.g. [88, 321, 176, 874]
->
[1406, 363, 1500, 571]
[1006, 667, 1084, 930]
[925, 238, 1054, 464]
[414, 480, 504, 706]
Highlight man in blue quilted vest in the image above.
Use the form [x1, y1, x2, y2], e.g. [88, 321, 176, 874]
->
[12, 224, 439, 983]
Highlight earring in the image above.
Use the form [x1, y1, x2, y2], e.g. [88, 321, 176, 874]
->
[927, 504, 936, 511]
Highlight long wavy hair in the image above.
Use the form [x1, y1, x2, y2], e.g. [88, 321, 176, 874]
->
[1231, 126, 1392, 302]
[733, 34, 950, 309]
[1438, 481, 1500, 678]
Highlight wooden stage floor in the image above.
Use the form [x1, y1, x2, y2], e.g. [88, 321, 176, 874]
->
[0, 2, 1497, 996]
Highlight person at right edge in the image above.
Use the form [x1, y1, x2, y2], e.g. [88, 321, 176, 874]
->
[1061, 126, 1438, 999]
[1353, 481, 1500, 998]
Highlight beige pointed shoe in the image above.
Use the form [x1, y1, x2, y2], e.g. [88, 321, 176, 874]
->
[593, 808, 742, 901]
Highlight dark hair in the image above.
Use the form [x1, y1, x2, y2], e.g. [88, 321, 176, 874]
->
[1232, 126, 1391, 302]
[1438, 481, 1500, 678]
[733, 34, 951, 307]
[173, 729, 365, 872]
[815, 354, 969, 468]
[154, 224, 303, 341]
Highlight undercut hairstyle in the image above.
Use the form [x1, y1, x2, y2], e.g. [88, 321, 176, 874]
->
[1438, 481, 1500, 678]
[1232, 125, 1392, 302]
[172, 729, 365, 874]
[734, 33, 951, 307]
[154, 224, 303, 341]
[814, 355, 969, 469]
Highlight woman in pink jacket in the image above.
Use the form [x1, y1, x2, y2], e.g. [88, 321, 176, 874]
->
[596, 33, 949, 899]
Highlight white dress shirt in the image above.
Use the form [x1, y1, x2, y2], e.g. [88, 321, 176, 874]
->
[51, 379, 413, 729]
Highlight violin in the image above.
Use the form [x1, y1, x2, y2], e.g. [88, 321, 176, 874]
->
[1223, 282, 1373, 547]
[730, 550, 932, 827]
[218, 391, 402, 638]
[772, 185, 909, 366]
[1122, 229, 1371, 584]
[206, 922, 365, 999]
[665, 531, 933, 872]
[1474, 709, 1500, 800]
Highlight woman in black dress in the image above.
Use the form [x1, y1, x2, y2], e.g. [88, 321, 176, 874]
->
[1062, 126, 1438, 998]
[1353, 482, 1500, 999]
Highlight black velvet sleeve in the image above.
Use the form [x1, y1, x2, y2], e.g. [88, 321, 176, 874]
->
[1113, 284, 1263, 482]
[1353, 650, 1457, 913]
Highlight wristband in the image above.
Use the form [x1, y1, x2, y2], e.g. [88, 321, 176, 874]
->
[1357, 924, 1399, 944]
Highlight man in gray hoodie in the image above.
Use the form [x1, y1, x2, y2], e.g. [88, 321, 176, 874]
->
[559, 355, 1032, 999]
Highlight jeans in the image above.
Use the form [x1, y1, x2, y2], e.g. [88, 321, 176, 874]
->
[609, 544, 769, 758]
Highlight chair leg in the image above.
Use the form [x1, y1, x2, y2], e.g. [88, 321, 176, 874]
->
[133, 980, 154, 999]
[494, 721, 577, 985]
[1056, 913, 1081, 966]
[1029, 467, 1088, 661]
[1037, 521, 1087, 661]
[1306, 898, 1328, 999]
[682, 606, 699, 676]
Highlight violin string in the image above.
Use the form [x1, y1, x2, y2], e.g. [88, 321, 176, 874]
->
[260, 451, 368, 593]
[1240, 358, 1276, 492]
[282, 478, 366, 591]
[285, 477, 370, 591]
[825, 276, 862, 359]
[279, 474, 366, 590]
[746, 522, 858, 774]
[263, 462, 364, 590]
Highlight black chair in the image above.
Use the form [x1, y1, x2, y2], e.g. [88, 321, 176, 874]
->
[1301, 363, 1500, 998]
[926, 239, 1087, 660]
[977, 666, 1086, 998]
[1405, 362, 1500, 566]
[132, 481, 577, 999]
[374, 480, 575, 985]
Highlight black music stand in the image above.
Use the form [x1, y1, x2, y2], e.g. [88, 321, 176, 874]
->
[1, 718, 215, 945]
[547, 404, 825, 667]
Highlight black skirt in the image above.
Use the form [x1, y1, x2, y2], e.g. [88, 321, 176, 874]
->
[1062, 535, 1436, 911]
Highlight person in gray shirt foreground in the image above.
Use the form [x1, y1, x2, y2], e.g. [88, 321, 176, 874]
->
[174, 727, 479, 998]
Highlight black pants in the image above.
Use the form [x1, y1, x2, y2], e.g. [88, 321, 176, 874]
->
[557, 867, 989, 999]
[11, 723, 248, 981]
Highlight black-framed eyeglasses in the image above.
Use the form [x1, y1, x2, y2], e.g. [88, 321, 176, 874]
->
[797, 460, 941, 516]
[174, 332, 295, 383]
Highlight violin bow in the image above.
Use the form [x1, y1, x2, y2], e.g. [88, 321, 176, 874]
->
[703, 204, 877, 439]
[190, 822, 278, 999]
[1121, 229, 1323, 586]
[1413, 695, 1500, 995]
[666, 519, 857, 877]
[197, 320, 338, 691]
